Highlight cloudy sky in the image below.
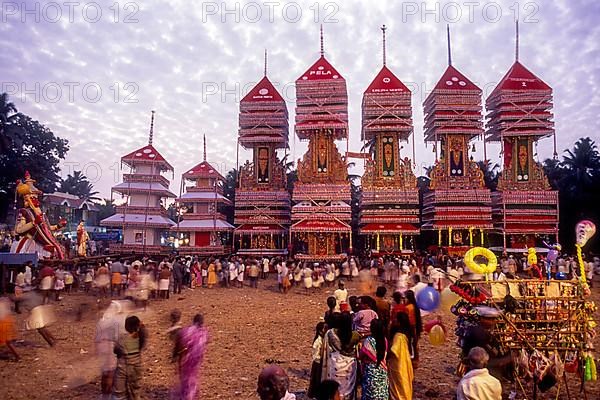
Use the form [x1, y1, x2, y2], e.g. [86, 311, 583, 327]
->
[2, 0, 599, 199]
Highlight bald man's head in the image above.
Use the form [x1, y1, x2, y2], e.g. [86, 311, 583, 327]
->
[257, 365, 289, 400]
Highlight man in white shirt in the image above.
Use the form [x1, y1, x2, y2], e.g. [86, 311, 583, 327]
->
[262, 257, 270, 279]
[457, 347, 502, 400]
[333, 280, 348, 312]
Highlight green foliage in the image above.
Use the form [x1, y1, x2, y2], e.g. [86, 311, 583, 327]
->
[0, 93, 69, 221]
[97, 198, 116, 221]
[476, 160, 500, 191]
[58, 170, 99, 200]
[222, 168, 238, 223]
[543, 137, 600, 251]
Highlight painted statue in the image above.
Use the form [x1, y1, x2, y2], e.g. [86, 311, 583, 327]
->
[542, 240, 561, 264]
[516, 139, 530, 181]
[13, 171, 66, 259]
[256, 147, 270, 183]
[381, 135, 395, 177]
[316, 134, 328, 173]
[449, 137, 464, 177]
[76, 220, 89, 257]
[526, 247, 542, 279]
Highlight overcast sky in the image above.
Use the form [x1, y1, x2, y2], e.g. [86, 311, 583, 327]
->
[2, 0, 599, 199]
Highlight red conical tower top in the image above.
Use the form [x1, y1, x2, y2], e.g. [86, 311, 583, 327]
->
[297, 25, 344, 82]
[295, 25, 348, 140]
[239, 50, 289, 148]
[241, 50, 285, 102]
[121, 111, 173, 171]
[362, 25, 413, 141]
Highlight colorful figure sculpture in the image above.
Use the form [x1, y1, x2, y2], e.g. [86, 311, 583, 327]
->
[526, 247, 542, 279]
[13, 171, 66, 259]
[543, 241, 561, 264]
[77, 220, 89, 257]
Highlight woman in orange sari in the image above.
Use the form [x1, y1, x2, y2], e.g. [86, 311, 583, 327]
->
[206, 260, 217, 288]
[401, 290, 422, 363]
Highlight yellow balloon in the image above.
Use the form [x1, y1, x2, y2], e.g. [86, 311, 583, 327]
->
[464, 247, 497, 275]
[440, 287, 460, 312]
[429, 324, 445, 346]
[527, 248, 537, 266]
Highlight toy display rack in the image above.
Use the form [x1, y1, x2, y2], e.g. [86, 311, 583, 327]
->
[460, 279, 596, 400]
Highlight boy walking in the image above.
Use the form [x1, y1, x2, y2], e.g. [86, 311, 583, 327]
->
[113, 316, 147, 400]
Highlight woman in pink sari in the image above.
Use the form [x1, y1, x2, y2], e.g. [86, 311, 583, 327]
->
[172, 313, 209, 400]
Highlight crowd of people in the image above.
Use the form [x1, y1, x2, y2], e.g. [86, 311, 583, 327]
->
[4, 247, 599, 304]
[1, 246, 599, 399]
[303, 276, 511, 400]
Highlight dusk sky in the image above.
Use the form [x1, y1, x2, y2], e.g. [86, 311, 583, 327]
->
[2, 0, 599, 199]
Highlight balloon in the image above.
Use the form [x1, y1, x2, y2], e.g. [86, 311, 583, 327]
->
[417, 285, 440, 311]
[429, 324, 445, 346]
[424, 319, 444, 334]
[464, 247, 497, 275]
[527, 248, 537, 266]
[555, 271, 568, 280]
[547, 249, 559, 264]
[440, 287, 461, 312]
[576, 220, 596, 247]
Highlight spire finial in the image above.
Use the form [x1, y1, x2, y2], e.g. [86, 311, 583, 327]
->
[264, 49, 268, 76]
[515, 19, 520, 61]
[203, 134, 207, 162]
[381, 24, 387, 66]
[446, 24, 452, 66]
[320, 24, 324, 57]
[148, 110, 155, 145]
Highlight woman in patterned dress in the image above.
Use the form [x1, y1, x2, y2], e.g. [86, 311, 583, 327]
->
[322, 313, 360, 400]
[359, 319, 389, 400]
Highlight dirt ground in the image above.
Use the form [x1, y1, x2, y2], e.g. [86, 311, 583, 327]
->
[1, 277, 599, 400]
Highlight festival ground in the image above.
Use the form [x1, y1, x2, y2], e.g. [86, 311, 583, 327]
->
[1, 277, 599, 400]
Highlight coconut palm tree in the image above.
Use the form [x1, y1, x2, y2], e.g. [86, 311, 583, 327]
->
[0, 93, 21, 153]
[544, 137, 600, 252]
[97, 198, 116, 221]
[559, 137, 600, 198]
[542, 158, 563, 190]
[360, 137, 376, 155]
[476, 160, 500, 191]
[57, 170, 100, 200]
[280, 153, 295, 173]
[221, 168, 238, 223]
